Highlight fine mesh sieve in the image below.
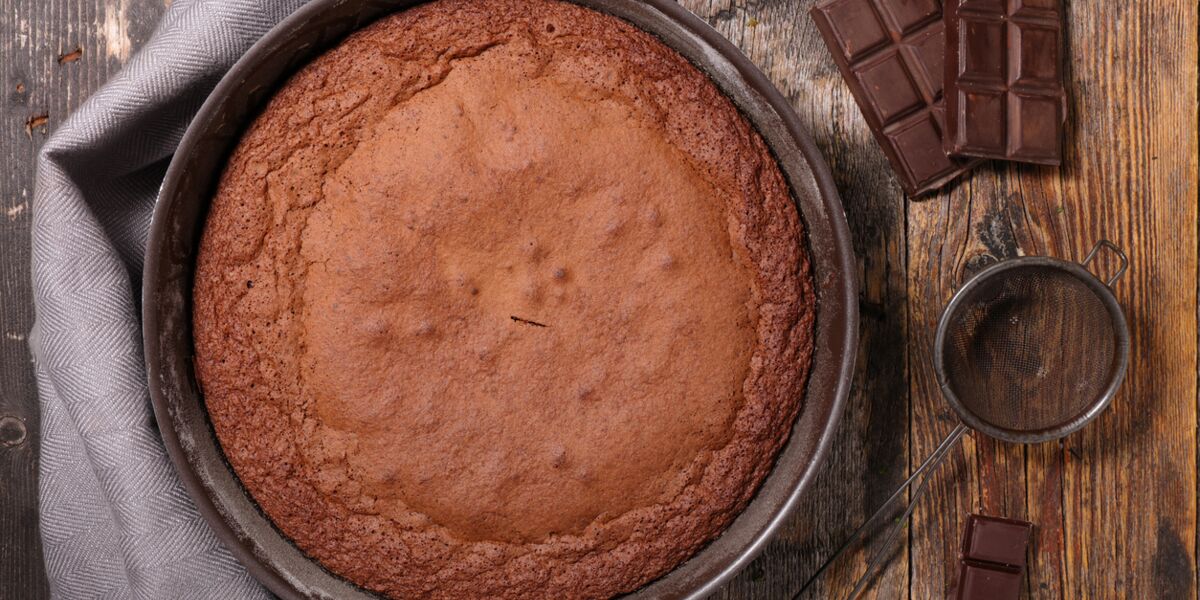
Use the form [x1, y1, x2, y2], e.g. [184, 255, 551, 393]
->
[799, 240, 1130, 599]
[936, 240, 1130, 443]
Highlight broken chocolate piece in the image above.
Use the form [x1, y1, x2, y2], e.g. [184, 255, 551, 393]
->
[956, 561, 1024, 600]
[962, 513, 1033, 567]
[953, 514, 1033, 600]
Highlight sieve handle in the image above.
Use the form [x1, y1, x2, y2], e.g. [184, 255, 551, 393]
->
[793, 422, 969, 600]
[845, 422, 969, 599]
[1082, 240, 1129, 288]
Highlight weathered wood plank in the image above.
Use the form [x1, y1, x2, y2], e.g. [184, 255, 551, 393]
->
[1055, 1, 1198, 596]
[0, 0, 163, 597]
[904, 1, 1199, 600]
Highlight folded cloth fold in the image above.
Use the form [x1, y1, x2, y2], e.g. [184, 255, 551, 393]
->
[31, 0, 310, 597]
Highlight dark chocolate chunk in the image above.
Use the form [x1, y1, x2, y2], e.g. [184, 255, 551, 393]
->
[811, 0, 981, 197]
[953, 514, 1034, 600]
[962, 514, 1033, 568]
[944, 0, 1067, 164]
[956, 561, 1024, 600]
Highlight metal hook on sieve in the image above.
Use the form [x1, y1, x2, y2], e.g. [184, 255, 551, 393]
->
[1081, 239, 1129, 288]
[796, 241, 1131, 600]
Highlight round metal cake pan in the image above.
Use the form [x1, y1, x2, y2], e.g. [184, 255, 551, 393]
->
[143, 0, 859, 598]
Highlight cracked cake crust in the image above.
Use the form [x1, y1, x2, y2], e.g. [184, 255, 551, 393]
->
[193, 0, 814, 598]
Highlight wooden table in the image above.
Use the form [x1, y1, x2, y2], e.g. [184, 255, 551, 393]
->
[1, 0, 1195, 598]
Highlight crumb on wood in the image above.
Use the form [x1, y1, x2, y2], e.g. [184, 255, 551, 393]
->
[6, 202, 27, 220]
[5, 332, 26, 342]
[15, 82, 25, 94]
[747, 17, 760, 27]
[58, 46, 83, 64]
[25, 113, 48, 139]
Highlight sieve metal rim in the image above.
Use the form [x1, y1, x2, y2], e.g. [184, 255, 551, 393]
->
[933, 253, 1131, 444]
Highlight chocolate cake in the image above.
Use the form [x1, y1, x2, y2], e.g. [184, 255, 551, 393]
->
[192, 0, 815, 597]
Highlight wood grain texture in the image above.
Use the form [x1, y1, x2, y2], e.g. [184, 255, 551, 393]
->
[0, 0, 162, 597]
[0, 0, 1196, 598]
[901, 0, 1200, 597]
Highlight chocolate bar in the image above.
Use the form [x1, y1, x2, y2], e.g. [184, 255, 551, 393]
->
[944, 0, 1067, 164]
[953, 514, 1033, 600]
[962, 514, 1033, 567]
[810, 0, 981, 197]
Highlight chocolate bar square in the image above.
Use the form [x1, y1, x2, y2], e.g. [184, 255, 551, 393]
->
[857, 52, 927, 123]
[1011, 22, 1061, 85]
[820, 0, 892, 61]
[877, 0, 940, 34]
[885, 111, 961, 186]
[962, 514, 1033, 568]
[957, 561, 1024, 600]
[957, 90, 1007, 153]
[960, 17, 1007, 84]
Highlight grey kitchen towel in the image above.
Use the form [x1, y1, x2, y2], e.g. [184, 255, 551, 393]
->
[30, 0, 311, 597]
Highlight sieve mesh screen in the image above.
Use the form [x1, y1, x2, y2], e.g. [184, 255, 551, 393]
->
[940, 265, 1119, 433]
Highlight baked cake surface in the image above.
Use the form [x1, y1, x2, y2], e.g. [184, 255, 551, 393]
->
[192, 0, 815, 597]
